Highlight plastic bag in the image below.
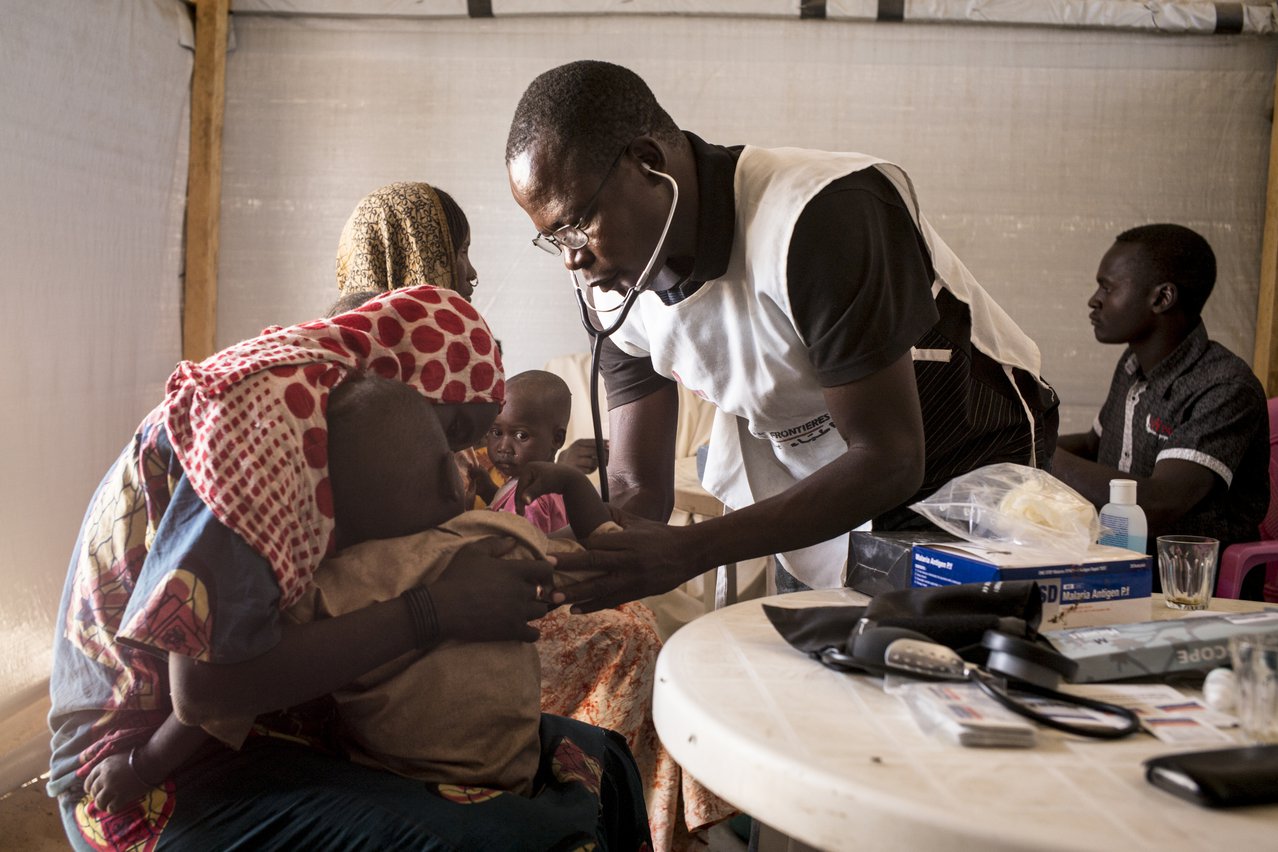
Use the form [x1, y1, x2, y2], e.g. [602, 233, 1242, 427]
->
[909, 463, 1099, 559]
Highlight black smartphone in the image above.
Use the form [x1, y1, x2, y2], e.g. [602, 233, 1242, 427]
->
[1145, 744, 1278, 808]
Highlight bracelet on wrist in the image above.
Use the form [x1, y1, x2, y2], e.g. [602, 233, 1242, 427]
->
[403, 585, 440, 649]
[127, 747, 159, 789]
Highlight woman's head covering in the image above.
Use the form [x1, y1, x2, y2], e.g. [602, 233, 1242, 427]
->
[336, 182, 459, 296]
[161, 286, 504, 607]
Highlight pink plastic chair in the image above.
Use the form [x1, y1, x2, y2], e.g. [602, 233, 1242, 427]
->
[1214, 397, 1278, 601]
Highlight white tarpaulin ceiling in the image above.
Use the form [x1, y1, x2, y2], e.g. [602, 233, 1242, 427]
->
[228, 0, 1278, 35]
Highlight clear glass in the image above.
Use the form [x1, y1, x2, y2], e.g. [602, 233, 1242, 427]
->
[1229, 633, 1278, 743]
[531, 227, 587, 255]
[1156, 534, 1219, 610]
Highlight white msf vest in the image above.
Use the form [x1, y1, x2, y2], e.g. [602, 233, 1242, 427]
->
[605, 146, 1044, 588]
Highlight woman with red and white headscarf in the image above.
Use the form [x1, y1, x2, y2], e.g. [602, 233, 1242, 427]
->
[47, 286, 651, 851]
[334, 183, 734, 852]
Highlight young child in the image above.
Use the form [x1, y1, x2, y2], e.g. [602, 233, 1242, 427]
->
[86, 371, 619, 809]
[486, 370, 578, 534]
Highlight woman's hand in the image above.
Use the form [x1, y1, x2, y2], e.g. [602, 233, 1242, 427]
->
[556, 438, 608, 475]
[429, 537, 555, 643]
[86, 753, 150, 814]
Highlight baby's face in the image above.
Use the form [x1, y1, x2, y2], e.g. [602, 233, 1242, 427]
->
[486, 396, 561, 480]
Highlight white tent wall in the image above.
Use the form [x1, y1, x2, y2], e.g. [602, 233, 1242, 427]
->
[217, 13, 1275, 434]
[0, 0, 192, 791]
[2, 0, 1276, 795]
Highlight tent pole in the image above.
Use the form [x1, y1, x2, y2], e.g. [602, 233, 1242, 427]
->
[1255, 57, 1278, 397]
[183, 0, 230, 363]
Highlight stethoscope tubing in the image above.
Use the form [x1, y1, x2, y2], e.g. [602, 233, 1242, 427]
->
[577, 286, 644, 503]
[571, 166, 679, 503]
[816, 645, 1141, 740]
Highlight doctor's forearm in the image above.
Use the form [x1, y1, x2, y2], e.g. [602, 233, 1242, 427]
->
[607, 478, 674, 522]
[681, 443, 923, 570]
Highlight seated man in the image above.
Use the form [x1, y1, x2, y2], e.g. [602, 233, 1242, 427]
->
[1052, 224, 1270, 590]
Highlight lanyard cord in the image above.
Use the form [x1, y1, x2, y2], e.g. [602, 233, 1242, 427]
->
[969, 669, 1141, 740]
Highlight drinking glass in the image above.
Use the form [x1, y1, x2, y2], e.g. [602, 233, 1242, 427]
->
[1229, 633, 1278, 743]
[1156, 535, 1218, 611]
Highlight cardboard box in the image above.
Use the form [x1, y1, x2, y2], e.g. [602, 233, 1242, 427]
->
[846, 530, 963, 596]
[911, 542, 1152, 629]
[1044, 610, 1278, 683]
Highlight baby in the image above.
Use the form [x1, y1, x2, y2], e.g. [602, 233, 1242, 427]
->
[291, 371, 615, 794]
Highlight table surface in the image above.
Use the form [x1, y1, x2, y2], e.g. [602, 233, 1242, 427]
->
[653, 589, 1278, 852]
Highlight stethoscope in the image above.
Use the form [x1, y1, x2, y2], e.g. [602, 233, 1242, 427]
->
[570, 165, 679, 503]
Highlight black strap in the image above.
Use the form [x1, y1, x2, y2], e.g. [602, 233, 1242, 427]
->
[1215, 2, 1245, 34]
[800, 1, 827, 19]
[877, 0, 905, 22]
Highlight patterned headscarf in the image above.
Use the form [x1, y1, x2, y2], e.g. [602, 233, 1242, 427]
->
[161, 286, 504, 608]
[336, 182, 457, 296]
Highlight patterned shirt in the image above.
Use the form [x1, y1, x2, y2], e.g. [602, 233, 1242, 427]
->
[1093, 323, 1269, 547]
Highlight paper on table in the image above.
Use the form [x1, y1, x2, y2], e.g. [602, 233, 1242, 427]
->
[1058, 683, 1236, 745]
[896, 681, 1037, 748]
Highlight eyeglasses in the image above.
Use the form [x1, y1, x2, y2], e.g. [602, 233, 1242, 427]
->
[531, 146, 628, 255]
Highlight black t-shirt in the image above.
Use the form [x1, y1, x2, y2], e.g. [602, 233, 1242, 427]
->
[600, 135, 938, 405]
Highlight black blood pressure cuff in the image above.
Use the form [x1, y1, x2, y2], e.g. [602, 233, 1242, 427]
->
[764, 579, 1043, 662]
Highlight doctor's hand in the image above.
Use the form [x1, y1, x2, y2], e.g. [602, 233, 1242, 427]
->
[550, 518, 707, 612]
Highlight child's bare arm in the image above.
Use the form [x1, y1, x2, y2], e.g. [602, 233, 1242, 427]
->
[516, 461, 612, 540]
[85, 711, 209, 813]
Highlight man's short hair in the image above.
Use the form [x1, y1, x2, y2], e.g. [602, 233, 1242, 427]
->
[506, 60, 682, 175]
[1114, 223, 1216, 317]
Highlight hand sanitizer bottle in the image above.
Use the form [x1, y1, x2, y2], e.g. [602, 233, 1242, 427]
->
[1098, 479, 1148, 553]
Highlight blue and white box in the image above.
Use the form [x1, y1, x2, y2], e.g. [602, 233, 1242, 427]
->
[911, 542, 1152, 629]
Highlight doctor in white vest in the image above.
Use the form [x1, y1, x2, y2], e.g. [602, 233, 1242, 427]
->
[507, 60, 1058, 609]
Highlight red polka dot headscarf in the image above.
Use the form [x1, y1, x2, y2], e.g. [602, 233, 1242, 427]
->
[161, 286, 504, 608]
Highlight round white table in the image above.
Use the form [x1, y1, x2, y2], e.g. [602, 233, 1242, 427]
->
[653, 589, 1278, 852]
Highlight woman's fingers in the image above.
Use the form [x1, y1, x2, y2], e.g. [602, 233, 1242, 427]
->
[433, 538, 555, 642]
